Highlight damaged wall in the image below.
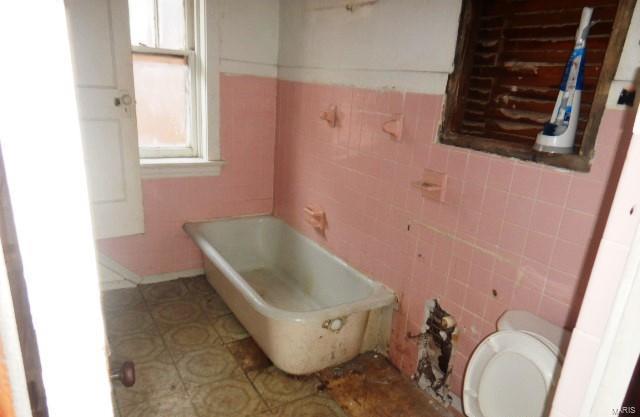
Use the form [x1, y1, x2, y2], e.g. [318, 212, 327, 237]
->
[274, 0, 639, 399]
[414, 300, 457, 406]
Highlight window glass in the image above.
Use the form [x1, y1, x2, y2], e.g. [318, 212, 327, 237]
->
[132, 53, 189, 148]
[128, 0, 155, 47]
[158, 0, 185, 50]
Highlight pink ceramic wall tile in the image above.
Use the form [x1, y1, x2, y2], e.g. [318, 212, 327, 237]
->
[519, 258, 548, 291]
[537, 170, 571, 205]
[457, 207, 482, 236]
[558, 209, 597, 245]
[426, 145, 449, 173]
[487, 158, 515, 191]
[510, 163, 542, 198]
[545, 273, 580, 303]
[471, 248, 496, 271]
[503, 194, 534, 228]
[510, 283, 543, 312]
[271, 79, 630, 384]
[461, 180, 486, 209]
[537, 296, 571, 328]
[481, 187, 508, 216]
[468, 266, 493, 296]
[464, 287, 488, 317]
[447, 149, 469, 180]
[566, 177, 607, 215]
[531, 200, 564, 236]
[489, 273, 515, 305]
[550, 239, 589, 276]
[464, 153, 491, 184]
[498, 221, 528, 255]
[523, 230, 555, 264]
[477, 214, 503, 246]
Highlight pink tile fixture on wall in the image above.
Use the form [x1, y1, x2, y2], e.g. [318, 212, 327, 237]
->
[273, 79, 635, 396]
[98, 74, 277, 277]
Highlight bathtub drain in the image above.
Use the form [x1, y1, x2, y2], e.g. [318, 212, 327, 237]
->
[323, 317, 346, 332]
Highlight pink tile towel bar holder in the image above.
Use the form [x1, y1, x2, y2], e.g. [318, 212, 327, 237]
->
[382, 114, 403, 140]
[304, 206, 327, 232]
[320, 105, 403, 140]
[320, 105, 338, 128]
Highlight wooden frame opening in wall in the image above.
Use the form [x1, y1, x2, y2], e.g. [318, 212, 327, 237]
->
[439, 0, 636, 172]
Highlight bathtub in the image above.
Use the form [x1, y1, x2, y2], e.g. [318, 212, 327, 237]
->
[184, 215, 396, 375]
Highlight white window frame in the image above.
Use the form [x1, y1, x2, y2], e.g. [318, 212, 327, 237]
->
[130, 0, 223, 179]
[132, 0, 200, 159]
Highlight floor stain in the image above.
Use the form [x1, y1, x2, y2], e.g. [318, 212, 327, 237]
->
[227, 337, 272, 373]
[317, 352, 462, 417]
[105, 277, 463, 417]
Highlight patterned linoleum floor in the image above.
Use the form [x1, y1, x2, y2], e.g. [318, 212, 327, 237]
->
[102, 276, 347, 417]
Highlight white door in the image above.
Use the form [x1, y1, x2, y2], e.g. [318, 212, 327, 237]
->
[65, 0, 144, 239]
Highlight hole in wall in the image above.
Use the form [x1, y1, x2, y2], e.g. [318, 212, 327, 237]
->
[631, 206, 635, 215]
[492, 289, 498, 298]
[414, 299, 457, 407]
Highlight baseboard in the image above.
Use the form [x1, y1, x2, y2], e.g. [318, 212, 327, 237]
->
[97, 253, 139, 290]
[99, 279, 137, 290]
[98, 252, 203, 290]
[139, 268, 204, 285]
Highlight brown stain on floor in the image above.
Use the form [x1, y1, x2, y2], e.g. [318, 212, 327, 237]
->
[317, 352, 463, 417]
[227, 337, 272, 373]
[105, 278, 464, 417]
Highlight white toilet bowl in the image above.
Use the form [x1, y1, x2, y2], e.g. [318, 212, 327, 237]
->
[462, 311, 571, 417]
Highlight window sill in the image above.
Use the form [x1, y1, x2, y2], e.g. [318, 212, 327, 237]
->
[440, 133, 591, 172]
[140, 158, 226, 179]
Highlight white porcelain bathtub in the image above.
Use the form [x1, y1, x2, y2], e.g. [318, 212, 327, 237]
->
[184, 215, 396, 375]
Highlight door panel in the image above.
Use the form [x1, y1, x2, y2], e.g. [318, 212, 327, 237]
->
[66, 0, 117, 87]
[80, 122, 126, 203]
[65, 0, 144, 239]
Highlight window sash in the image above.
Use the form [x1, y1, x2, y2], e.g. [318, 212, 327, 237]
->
[131, 0, 200, 160]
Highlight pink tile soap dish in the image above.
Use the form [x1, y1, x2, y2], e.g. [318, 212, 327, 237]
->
[412, 169, 447, 202]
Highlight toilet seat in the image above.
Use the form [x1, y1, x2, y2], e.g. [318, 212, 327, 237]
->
[463, 330, 561, 417]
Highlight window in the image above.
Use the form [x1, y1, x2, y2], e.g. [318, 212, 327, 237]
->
[128, 0, 200, 159]
[439, 0, 635, 172]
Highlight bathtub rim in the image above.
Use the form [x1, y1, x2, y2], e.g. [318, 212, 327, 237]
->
[184, 215, 396, 322]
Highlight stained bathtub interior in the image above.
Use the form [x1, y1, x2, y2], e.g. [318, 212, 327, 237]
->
[188, 217, 377, 313]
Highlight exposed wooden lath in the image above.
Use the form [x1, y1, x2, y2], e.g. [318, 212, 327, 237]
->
[454, 0, 619, 147]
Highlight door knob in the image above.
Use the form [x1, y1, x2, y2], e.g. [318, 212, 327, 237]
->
[114, 94, 132, 107]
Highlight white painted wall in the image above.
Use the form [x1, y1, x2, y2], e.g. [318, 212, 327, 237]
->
[614, 2, 640, 82]
[216, 0, 280, 77]
[599, 1, 638, 108]
[277, 0, 462, 93]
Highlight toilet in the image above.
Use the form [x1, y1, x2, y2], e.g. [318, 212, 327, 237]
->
[463, 310, 571, 417]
